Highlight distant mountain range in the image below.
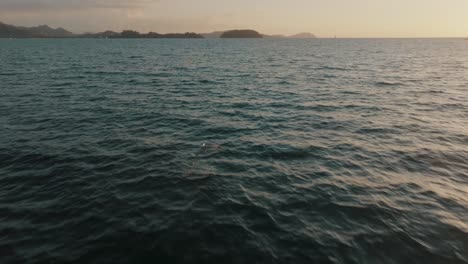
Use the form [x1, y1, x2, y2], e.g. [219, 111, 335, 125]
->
[202, 30, 317, 39]
[80, 30, 203, 39]
[0, 22, 202, 39]
[0, 22, 73, 38]
[0, 22, 317, 39]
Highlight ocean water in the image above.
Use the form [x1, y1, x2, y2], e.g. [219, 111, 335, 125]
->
[0, 38, 467, 263]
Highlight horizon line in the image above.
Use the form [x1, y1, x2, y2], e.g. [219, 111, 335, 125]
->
[1, 21, 467, 39]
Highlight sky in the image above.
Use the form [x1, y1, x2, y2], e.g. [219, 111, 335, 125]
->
[0, 0, 467, 37]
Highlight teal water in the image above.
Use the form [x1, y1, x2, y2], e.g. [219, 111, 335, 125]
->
[1, 39, 467, 263]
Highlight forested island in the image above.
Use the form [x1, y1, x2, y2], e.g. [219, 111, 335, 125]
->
[0, 22, 317, 39]
[220, 30, 263, 38]
[0, 22, 203, 39]
[80, 30, 203, 39]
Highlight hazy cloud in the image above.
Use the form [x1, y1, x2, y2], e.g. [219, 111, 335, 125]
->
[0, 0, 154, 11]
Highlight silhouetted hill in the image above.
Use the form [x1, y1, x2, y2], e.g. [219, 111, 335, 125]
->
[221, 30, 263, 38]
[18, 25, 73, 37]
[201, 31, 225, 38]
[0, 22, 203, 39]
[80, 31, 120, 38]
[289, 32, 317, 39]
[159, 32, 203, 39]
[0, 22, 74, 38]
[0, 22, 32, 38]
[0, 22, 317, 39]
[82, 30, 204, 39]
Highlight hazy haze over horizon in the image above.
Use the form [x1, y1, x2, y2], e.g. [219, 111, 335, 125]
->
[0, 0, 467, 37]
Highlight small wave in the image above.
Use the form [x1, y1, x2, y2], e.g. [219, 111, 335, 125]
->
[355, 127, 400, 134]
[250, 144, 328, 161]
[424, 90, 446, 94]
[375, 81, 404, 87]
[276, 80, 295, 85]
[317, 66, 348, 71]
[0, 72, 18, 76]
[198, 79, 223, 84]
[83, 70, 124, 76]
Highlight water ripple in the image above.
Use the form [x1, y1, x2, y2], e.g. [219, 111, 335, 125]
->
[0, 39, 467, 263]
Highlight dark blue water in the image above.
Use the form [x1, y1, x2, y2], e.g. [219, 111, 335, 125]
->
[1, 39, 467, 263]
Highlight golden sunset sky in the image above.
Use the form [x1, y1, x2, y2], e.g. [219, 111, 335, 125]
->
[1, 0, 467, 37]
